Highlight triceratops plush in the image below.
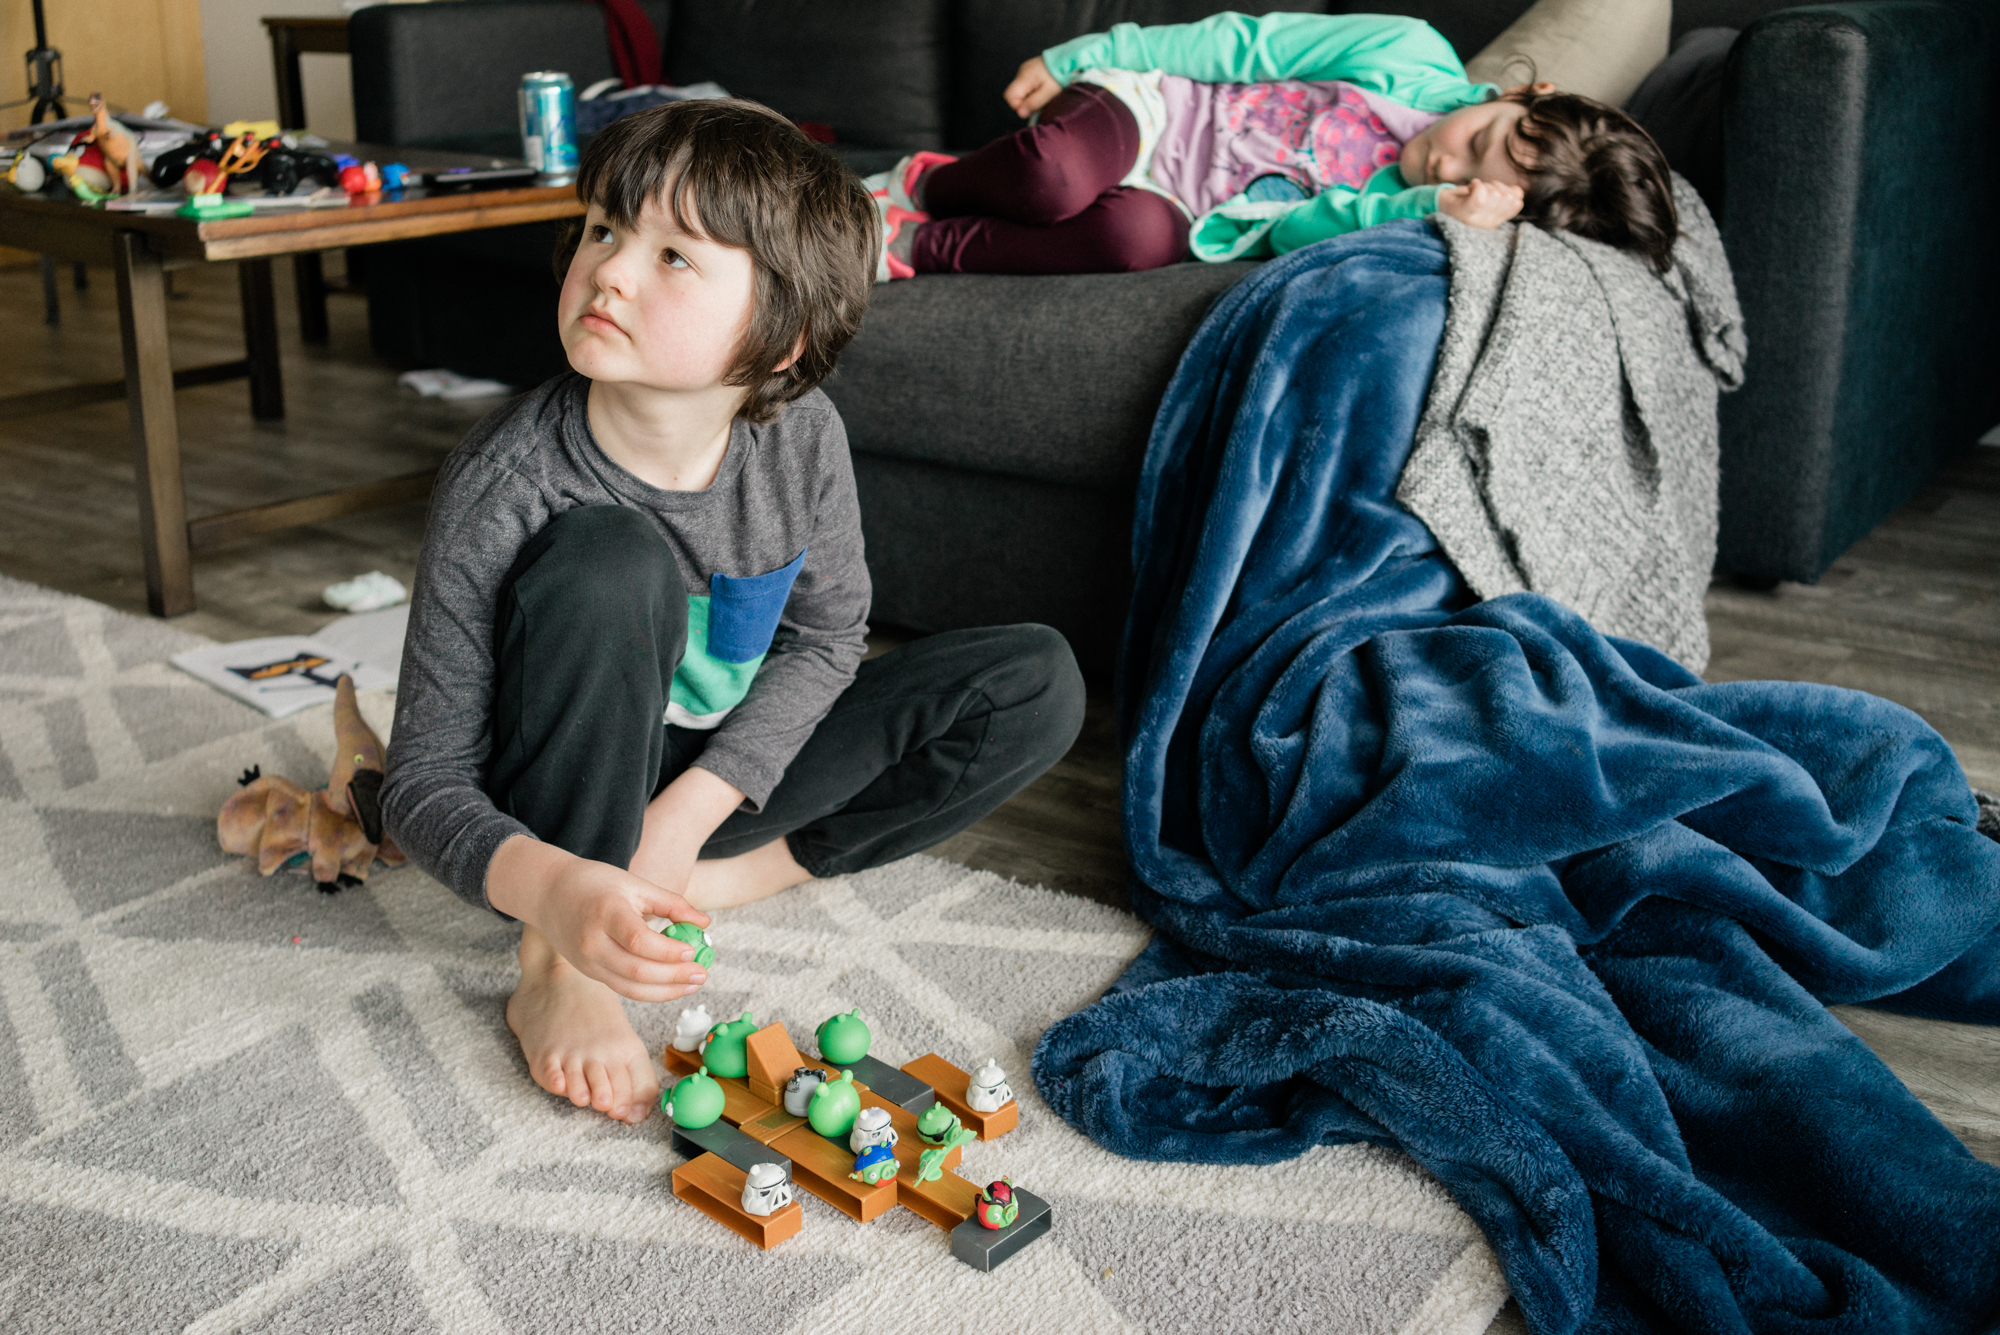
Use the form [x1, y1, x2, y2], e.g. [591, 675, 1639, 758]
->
[218, 674, 404, 891]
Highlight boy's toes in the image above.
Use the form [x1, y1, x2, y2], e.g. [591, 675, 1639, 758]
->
[629, 1066, 660, 1123]
[583, 1058, 618, 1112]
[605, 1062, 634, 1116]
[562, 1055, 593, 1108]
[532, 1056, 567, 1099]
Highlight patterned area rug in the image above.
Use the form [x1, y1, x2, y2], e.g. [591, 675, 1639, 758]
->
[0, 574, 1509, 1333]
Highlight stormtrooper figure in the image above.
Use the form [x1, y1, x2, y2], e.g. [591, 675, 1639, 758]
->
[848, 1105, 899, 1154]
[783, 1066, 828, 1117]
[670, 1004, 713, 1054]
[740, 1162, 792, 1216]
[966, 1058, 1013, 1113]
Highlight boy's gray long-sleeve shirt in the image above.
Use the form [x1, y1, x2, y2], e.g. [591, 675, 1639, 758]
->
[382, 374, 870, 911]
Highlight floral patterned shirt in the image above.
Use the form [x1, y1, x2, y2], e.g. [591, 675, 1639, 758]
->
[1148, 76, 1439, 218]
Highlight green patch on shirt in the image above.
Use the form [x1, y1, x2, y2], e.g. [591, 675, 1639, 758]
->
[668, 596, 765, 729]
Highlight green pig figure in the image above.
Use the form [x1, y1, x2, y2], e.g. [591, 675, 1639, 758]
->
[916, 1102, 962, 1145]
[702, 1011, 758, 1079]
[816, 1008, 871, 1065]
[661, 1066, 726, 1129]
[660, 920, 715, 968]
[807, 1069, 862, 1140]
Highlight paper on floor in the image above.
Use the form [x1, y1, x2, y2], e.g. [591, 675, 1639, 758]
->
[170, 637, 394, 718]
[313, 604, 409, 686]
[398, 368, 513, 400]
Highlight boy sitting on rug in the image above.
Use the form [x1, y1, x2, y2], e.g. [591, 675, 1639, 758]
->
[381, 100, 1086, 1125]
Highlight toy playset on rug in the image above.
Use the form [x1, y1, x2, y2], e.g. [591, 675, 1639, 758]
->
[209, 678, 1048, 1266]
[659, 990, 1049, 1271]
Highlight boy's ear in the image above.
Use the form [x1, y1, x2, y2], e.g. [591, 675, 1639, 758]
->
[772, 330, 808, 375]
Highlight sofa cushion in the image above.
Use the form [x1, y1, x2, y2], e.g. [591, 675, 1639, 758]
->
[1336, 1, 1523, 63]
[1625, 28, 1735, 212]
[853, 453, 1134, 678]
[666, 0, 948, 149]
[351, 0, 669, 151]
[1461, 0, 1669, 105]
[948, 1, 1328, 150]
[826, 262, 1256, 489]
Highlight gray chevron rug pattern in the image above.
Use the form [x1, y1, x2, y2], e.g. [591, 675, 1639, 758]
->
[0, 573, 1508, 1334]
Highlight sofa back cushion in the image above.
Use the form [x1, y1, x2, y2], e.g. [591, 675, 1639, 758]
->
[1328, 1, 1522, 63]
[666, 0, 949, 149]
[1372, 0, 1824, 61]
[351, 0, 669, 152]
[948, 0, 1328, 149]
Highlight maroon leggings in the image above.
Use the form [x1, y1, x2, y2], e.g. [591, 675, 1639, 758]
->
[913, 83, 1190, 276]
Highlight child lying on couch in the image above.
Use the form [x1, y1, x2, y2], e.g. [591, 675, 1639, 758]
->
[867, 10, 1678, 278]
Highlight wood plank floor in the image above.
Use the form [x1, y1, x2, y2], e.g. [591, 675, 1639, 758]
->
[1, 258, 1993, 1170]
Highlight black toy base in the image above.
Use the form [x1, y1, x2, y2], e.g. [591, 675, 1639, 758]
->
[948, 1189, 1051, 1270]
[671, 1120, 791, 1182]
[840, 1053, 937, 1112]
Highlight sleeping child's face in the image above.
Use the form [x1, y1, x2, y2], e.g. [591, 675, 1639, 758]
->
[1398, 84, 1552, 191]
[559, 195, 757, 397]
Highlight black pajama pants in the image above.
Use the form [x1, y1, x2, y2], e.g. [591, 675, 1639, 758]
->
[481, 505, 1087, 877]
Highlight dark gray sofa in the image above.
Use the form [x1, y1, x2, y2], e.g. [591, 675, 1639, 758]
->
[349, 0, 1997, 677]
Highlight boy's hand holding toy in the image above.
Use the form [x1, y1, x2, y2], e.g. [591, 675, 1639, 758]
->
[487, 835, 712, 1002]
[1438, 177, 1525, 229]
[1005, 56, 1063, 118]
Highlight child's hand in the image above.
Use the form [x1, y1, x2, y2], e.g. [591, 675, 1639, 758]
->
[1004, 56, 1061, 118]
[489, 836, 711, 1002]
[1437, 179, 1525, 229]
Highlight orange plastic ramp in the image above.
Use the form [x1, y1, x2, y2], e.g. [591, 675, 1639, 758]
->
[743, 1022, 807, 1106]
[772, 1124, 899, 1221]
[671, 1153, 804, 1249]
[901, 1054, 1019, 1140]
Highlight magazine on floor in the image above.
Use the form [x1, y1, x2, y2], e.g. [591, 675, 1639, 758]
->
[170, 635, 396, 718]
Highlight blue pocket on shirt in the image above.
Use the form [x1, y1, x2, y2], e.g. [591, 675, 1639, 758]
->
[706, 549, 806, 663]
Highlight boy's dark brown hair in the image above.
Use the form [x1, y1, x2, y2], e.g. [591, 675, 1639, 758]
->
[1503, 89, 1679, 274]
[555, 98, 879, 423]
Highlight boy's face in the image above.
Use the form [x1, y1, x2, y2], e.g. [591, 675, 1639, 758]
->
[1398, 83, 1552, 190]
[559, 195, 757, 396]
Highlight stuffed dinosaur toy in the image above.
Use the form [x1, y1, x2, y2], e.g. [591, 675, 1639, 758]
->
[218, 674, 405, 892]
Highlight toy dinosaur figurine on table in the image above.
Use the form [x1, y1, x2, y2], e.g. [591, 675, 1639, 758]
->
[49, 94, 140, 200]
[217, 674, 404, 892]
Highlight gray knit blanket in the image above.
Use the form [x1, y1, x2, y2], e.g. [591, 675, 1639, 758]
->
[1397, 178, 1746, 671]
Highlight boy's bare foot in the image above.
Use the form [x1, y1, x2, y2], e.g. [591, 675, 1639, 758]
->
[507, 925, 659, 1124]
[684, 837, 815, 912]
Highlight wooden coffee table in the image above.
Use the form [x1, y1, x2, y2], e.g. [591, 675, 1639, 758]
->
[0, 155, 583, 616]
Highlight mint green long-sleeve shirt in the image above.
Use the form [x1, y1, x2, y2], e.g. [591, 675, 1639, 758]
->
[1040, 11, 1494, 261]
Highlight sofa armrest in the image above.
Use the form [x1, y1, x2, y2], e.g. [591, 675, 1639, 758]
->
[1716, 1, 1991, 581]
[350, 0, 668, 152]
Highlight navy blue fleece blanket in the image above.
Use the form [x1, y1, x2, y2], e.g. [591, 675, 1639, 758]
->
[1031, 224, 2000, 1334]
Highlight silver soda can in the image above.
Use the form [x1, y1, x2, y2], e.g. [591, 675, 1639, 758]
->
[518, 71, 579, 180]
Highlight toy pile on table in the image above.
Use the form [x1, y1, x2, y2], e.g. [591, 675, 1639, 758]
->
[1, 95, 409, 218]
[657, 970, 1049, 1270]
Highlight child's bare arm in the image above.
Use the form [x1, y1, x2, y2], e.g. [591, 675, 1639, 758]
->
[1005, 56, 1062, 118]
[628, 765, 747, 901]
[1437, 178, 1524, 229]
[486, 835, 712, 1001]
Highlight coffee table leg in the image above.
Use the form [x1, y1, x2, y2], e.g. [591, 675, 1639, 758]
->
[240, 257, 285, 419]
[293, 252, 329, 344]
[113, 233, 195, 618]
